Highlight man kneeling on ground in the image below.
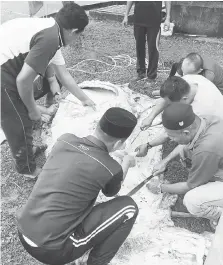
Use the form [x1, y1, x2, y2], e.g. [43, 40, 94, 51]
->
[16, 107, 138, 265]
[169, 52, 223, 93]
[138, 103, 223, 228]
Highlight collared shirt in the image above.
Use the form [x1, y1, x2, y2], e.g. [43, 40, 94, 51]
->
[183, 116, 223, 188]
[0, 17, 65, 90]
[16, 133, 123, 249]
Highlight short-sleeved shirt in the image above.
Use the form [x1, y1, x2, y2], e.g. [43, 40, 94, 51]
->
[182, 75, 223, 120]
[182, 115, 223, 189]
[134, 1, 163, 27]
[0, 17, 65, 91]
[16, 133, 123, 249]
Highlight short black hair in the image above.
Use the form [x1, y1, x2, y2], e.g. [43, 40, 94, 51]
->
[56, 2, 88, 32]
[160, 76, 190, 102]
[185, 53, 203, 71]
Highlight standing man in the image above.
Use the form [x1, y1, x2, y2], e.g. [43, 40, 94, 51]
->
[1, 3, 95, 178]
[17, 107, 138, 265]
[139, 103, 223, 228]
[123, 1, 171, 83]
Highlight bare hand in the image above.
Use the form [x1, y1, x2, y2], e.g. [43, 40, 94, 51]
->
[163, 19, 170, 32]
[46, 104, 58, 116]
[28, 107, 41, 121]
[82, 98, 96, 111]
[152, 161, 167, 176]
[135, 144, 150, 157]
[146, 178, 162, 194]
[122, 16, 128, 27]
[140, 116, 153, 130]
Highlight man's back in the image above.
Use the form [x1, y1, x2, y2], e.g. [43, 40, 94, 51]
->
[202, 55, 223, 89]
[183, 74, 223, 119]
[16, 133, 123, 248]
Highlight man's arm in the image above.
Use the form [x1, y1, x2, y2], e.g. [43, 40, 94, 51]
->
[141, 98, 170, 130]
[203, 70, 215, 83]
[152, 144, 185, 176]
[16, 63, 41, 121]
[163, 2, 171, 31]
[160, 151, 221, 194]
[52, 64, 95, 107]
[123, 1, 134, 25]
[125, 1, 134, 17]
[164, 1, 171, 21]
[161, 182, 190, 194]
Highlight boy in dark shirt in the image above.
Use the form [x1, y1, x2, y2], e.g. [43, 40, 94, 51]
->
[17, 107, 138, 265]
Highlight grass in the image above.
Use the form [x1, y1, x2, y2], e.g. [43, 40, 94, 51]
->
[1, 18, 223, 264]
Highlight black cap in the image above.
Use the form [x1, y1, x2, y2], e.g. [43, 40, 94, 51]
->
[162, 103, 195, 130]
[99, 107, 137, 138]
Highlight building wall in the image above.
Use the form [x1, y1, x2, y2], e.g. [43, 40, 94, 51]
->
[171, 1, 223, 37]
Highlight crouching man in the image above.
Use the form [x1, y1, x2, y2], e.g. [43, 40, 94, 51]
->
[16, 107, 138, 265]
[139, 103, 223, 228]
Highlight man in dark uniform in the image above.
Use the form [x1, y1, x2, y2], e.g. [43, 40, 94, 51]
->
[1, 3, 95, 178]
[123, 1, 171, 83]
[17, 107, 138, 265]
[169, 53, 223, 93]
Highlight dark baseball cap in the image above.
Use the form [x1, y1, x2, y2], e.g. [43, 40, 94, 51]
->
[162, 103, 195, 130]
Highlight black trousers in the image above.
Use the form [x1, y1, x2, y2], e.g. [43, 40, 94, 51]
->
[134, 24, 160, 79]
[1, 71, 50, 174]
[18, 196, 138, 265]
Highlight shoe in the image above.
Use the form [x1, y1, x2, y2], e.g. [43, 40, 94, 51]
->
[23, 167, 42, 179]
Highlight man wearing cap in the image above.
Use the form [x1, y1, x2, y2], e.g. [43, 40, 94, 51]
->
[16, 107, 138, 265]
[1, 3, 95, 178]
[141, 103, 223, 227]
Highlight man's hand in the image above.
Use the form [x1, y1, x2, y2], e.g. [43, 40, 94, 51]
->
[46, 104, 58, 116]
[146, 178, 162, 194]
[29, 107, 42, 131]
[152, 161, 167, 176]
[82, 98, 96, 110]
[28, 107, 41, 121]
[140, 116, 154, 130]
[135, 144, 151, 157]
[122, 16, 128, 27]
[163, 19, 170, 32]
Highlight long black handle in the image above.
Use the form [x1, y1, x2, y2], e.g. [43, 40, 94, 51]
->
[127, 174, 154, 196]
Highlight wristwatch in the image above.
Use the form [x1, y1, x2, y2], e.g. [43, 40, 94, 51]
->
[146, 142, 153, 149]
